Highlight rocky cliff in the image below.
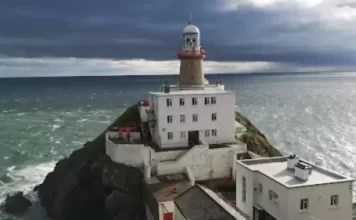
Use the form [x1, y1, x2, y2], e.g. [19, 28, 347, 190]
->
[235, 111, 282, 157]
[34, 104, 281, 220]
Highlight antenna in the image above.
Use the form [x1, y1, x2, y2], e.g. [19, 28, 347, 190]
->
[189, 12, 193, 24]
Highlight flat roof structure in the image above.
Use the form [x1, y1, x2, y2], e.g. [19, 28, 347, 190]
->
[238, 157, 354, 188]
[145, 174, 193, 202]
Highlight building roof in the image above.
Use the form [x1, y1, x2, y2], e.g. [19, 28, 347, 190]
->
[183, 24, 200, 34]
[238, 157, 354, 188]
[145, 174, 193, 202]
[175, 185, 246, 220]
[150, 89, 232, 96]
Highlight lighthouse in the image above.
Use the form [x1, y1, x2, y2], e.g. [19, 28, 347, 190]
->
[177, 21, 206, 87]
[146, 19, 236, 149]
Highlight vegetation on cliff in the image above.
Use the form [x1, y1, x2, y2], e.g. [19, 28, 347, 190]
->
[235, 111, 283, 157]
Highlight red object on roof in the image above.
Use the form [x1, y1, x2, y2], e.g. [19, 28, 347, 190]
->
[163, 213, 173, 220]
[118, 127, 136, 133]
[143, 99, 149, 106]
[177, 50, 206, 59]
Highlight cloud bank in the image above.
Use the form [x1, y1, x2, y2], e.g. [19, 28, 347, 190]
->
[0, 0, 355, 76]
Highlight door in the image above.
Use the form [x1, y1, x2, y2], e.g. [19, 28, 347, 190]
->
[188, 130, 200, 147]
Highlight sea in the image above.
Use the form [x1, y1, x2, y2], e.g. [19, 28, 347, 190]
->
[1, 72, 356, 219]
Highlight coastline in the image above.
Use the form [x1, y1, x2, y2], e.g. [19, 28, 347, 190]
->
[33, 104, 282, 220]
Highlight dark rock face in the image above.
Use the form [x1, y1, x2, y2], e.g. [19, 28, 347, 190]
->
[36, 105, 145, 220]
[4, 191, 32, 215]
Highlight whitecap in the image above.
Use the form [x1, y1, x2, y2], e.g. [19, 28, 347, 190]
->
[77, 118, 89, 123]
[0, 162, 56, 204]
[51, 124, 61, 131]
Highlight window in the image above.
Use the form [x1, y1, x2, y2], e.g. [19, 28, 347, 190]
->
[300, 198, 309, 210]
[205, 130, 210, 137]
[204, 97, 210, 105]
[179, 98, 185, 106]
[166, 98, 172, 107]
[167, 132, 173, 140]
[180, 131, 186, 140]
[269, 190, 279, 204]
[193, 114, 198, 122]
[212, 113, 217, 121]
[259, 183, 263, 195]
[167, 115, 173, 123]
[211, 97, 216, 105]
[331, 195, 339, 206]
[212, 129, 217, 137]
[242, 176, 246, 202]
[192, 97, 198, 106]
[180, 115, 185, 123]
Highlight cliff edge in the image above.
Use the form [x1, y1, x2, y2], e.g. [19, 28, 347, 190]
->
[35, 104, 281, 220]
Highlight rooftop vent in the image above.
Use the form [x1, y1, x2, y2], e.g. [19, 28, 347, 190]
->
[287, 154, 299, 170]
[294, 161, 313, 181]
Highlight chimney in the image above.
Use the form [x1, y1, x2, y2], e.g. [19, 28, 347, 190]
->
[287, 154, 299, 170]
[294, 162, 312, 181]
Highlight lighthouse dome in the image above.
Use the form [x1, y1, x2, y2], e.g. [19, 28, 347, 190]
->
[183, 24, 200, 34]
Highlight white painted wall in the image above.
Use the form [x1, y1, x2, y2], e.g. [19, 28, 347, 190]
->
[105, 139, 150, 167]
[235, 160, 354, 220]
[254, 173, 289, 220]
[288, 182, 353, 220]
[149, 92, 236, 149]
[235, 161, 256, 218]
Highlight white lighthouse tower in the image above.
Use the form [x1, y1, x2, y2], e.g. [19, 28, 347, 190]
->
[147, 20, 236, 149]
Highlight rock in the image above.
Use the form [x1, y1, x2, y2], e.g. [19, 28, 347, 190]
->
[235, 111, 283, 157]
[36, 105, 145, 220]
[4, 191, 32, 215]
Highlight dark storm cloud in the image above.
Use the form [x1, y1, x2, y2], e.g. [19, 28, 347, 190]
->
[0, 0, 355, 67]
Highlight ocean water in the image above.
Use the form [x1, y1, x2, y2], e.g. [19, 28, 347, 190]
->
[1, 72, 356, 219]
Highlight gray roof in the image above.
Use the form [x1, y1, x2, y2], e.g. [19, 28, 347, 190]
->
[175, 186, 236, 220]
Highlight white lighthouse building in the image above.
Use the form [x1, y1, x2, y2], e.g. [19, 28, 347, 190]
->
[147, 21, 236, 149]
[105, 20, 246, 182]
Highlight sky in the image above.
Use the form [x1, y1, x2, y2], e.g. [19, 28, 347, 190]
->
[0, 0, 356, 77]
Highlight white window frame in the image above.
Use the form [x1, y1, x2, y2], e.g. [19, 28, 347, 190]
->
[193, 114, 198, 122]
[180, 131, 186, 140]
[167, 132, 173, 140]
[300, 198, 309, 210]
[180, 114, 185, 123]
[212, 113, 217, 121]
[204, 97, 210, 105]
[167, 115, 173, 123]
[269, 190, 279, 204]
[211, 97, 216, 105]
[242, 176, 246, 203]
[166, 98, 172, 107]
[192, 97, 198, 106]
[331, 195, 339, 207]
[179, 98, 185, 106]
[205, 130, 210, 137]
[212, 129, 217, 137]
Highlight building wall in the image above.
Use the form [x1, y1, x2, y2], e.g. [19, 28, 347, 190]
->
[235, 162, 256, 218]
[179, 59, 204, 86]
[150, 92, 235, 149]
[287, 181, 353, 220]
[105, 140, 150, 167]
[254, 173, 289, 220]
